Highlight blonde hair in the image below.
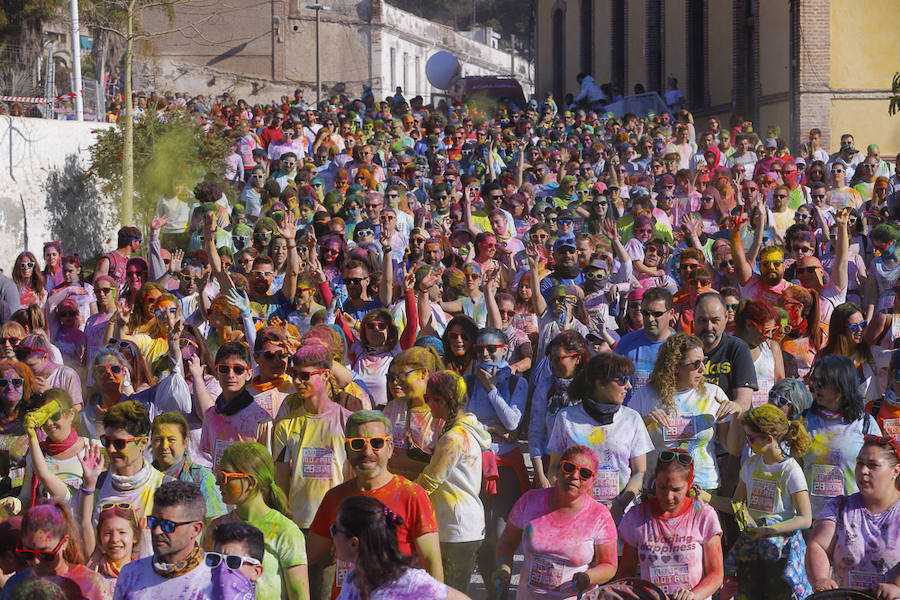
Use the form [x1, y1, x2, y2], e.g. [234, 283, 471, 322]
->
[741, 403, 811, 459]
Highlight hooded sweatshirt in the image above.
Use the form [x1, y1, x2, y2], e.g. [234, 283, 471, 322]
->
[416, 413, 492, 543]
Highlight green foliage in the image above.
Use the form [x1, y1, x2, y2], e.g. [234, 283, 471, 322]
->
[890, 72, 900, 117]
[0, 0, 65, 34]
[88, 113, 229, 229]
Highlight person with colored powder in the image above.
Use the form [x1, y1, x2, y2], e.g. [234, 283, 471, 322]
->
[630, 334, 742, 491]
[0, 499, 110, 600]
[306, 410, 441, 599]
[85, 503, 141, 596]
[79, 401, 168, 559]
[547, 353, 653, 522]
[416, 370, 491, 594]
[206, 442, 309, 600]
[494, 445, 619, 599]
[699, 405, 813, 600]
[617, 449, 724, 600]
[112, 481, 214, 599]
[331, 495, 469, 599]
[801, 356, 881, 518]
[149, 412, 226, 521]
[806, 435, 900, 596]
[209, 522, 266, 600]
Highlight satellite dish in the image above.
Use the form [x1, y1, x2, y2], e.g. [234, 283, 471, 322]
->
[426, 51, 461, 90]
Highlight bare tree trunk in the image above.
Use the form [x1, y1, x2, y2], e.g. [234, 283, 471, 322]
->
[121, 0, 136, 226]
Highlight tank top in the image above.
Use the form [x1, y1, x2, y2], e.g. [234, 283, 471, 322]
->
[751, 341, 776, 408]
[874, 258, 900, 313]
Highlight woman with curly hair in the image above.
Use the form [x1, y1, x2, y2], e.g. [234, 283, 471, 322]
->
[630, 333, 742, 490]
[12, 252, 46, 307]
[700, 405, 813, 600]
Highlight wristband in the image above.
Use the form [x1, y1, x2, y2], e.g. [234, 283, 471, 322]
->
[80, 487, 95, 495]
[287, 244, 297, 249]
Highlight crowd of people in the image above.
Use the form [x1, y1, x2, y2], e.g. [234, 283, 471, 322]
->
[0, 80, 899, 600]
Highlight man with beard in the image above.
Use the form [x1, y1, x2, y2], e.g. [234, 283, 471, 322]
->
[539, 238, 584, 301]
[306, 410, 441, 599]
[795, 210, 849, 323]
[615, 287, 674, 403]
[731, 211, 793, 306]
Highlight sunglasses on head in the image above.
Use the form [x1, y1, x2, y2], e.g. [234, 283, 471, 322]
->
[346, 436, 392, 451]
[14, 345, 47, 360]
[768, 392, 792, 409]
[100, 435, 145, 451]
[864, 434, 900, 459]
[560, 460, 595, 479]
[659, 449, 693, 466]
[216, 363, 249, 376]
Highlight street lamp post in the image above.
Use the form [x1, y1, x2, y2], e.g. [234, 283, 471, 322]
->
[305, 3, 327, 108]
[70, 0, 83, 120]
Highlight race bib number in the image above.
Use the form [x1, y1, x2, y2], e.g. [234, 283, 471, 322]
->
[528, 554, 565, 590]
[811, 464, 844, 497]
[335, 559, 354, 589]
[592, 468, 620, 501]
[750, 390, 768, 408]
[301, 447, 333, 479]
[213, 439, 232, 469]
[663, 416, 697, 442]
[650, 564, 691, 594]
[883, 419, 900, 445]
[748, 477, 778, 513]
[392, 423, 407, 450]
[254, 391, 274, 417]
[849, 570, 885, 590]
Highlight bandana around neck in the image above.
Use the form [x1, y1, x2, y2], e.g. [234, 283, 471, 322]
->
[110, 460, 152, 492]
[152, 543, 203, 579]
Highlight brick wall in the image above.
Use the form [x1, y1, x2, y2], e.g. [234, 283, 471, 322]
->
[794, 0, 831, 149]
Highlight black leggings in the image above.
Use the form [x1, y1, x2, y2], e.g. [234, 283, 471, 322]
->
[476, 465, 522, 600]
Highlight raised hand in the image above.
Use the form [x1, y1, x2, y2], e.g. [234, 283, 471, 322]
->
[226, 288, 252, 317]
[276, 210, 298, 242]
[77, 442, 105, 488]
[151, 215, 170, 232]
[525, 241, 541, 264]
[601, 217, 620, 241]
[168, 248, 184, 274]
[401, 265, 416, 292]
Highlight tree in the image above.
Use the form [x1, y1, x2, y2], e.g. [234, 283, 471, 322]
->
[79, 0, 246, 226]
[88, 111, 230, 231]
[890, 72, 900, 116]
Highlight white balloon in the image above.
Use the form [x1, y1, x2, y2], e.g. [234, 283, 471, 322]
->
[425, 51, 461, 91]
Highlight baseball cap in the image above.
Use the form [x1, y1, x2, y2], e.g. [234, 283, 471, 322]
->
[765, 138, 778, 148]
[553, 236, 577, 251]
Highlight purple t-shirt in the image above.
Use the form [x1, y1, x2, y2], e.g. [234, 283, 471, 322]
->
[618, 500, 722, 599]
[337, 568, 448, 600]
[818, 493, 900, 589]
[508, 487, 617, 599]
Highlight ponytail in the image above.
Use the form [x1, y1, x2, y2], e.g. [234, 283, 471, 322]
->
[785, 419, 812, 459]
[222, 442, 292, 519]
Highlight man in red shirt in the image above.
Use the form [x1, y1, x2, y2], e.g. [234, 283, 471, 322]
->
[259, 111, 285, 149]
[306, 410, 442, 599]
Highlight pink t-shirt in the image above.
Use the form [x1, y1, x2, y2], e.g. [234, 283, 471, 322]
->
[508, 487, 617, 599]
[199, 389, 278, 467]
[618, 500, 722, 599]
[740, 274, 792, 307]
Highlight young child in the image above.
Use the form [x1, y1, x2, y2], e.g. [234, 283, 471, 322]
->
[209, 521, 265, 599]
[700, 404, 813, 600]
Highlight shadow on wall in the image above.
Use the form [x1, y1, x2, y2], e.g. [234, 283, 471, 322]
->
[43, 154, 117, 268]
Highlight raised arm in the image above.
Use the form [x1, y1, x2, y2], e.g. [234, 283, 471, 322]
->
[398, 267, 418, 350]
[76, 443, 104, 557]
[525, 242, 547, 316]
[484, 271, 502, 328]
[275, 212, 300, 303]
[832, 209, 850, 292]
[148, 215, 170, 281]
[729, 212, 755, 286]
[202, 212, 233, 292]
[379, 229, 394, 307]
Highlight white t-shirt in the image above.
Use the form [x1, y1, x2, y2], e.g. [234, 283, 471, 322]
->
[113, 557, 213, 600]
[547, 404, 654, 502]
[629, 382, 730, 490]
[740, 453, 808, 524]
[818, 280, 847, 324]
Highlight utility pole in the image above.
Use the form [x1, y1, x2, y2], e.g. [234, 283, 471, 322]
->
[70, 0, 84, 120]
[306, 3, 327, 108]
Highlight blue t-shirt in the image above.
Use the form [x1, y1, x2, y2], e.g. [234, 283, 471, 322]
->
[616, 329, 665, 404]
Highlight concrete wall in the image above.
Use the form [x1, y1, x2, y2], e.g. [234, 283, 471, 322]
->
[627, 0, 646, 92]
[0, 117, 118, 274]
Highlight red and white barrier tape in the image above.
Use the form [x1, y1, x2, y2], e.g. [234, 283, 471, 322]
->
[0, 92, 79, 104]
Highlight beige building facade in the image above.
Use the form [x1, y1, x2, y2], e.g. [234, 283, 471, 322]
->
[135, 0, 532, 105]
[534, 0, 900, 153]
